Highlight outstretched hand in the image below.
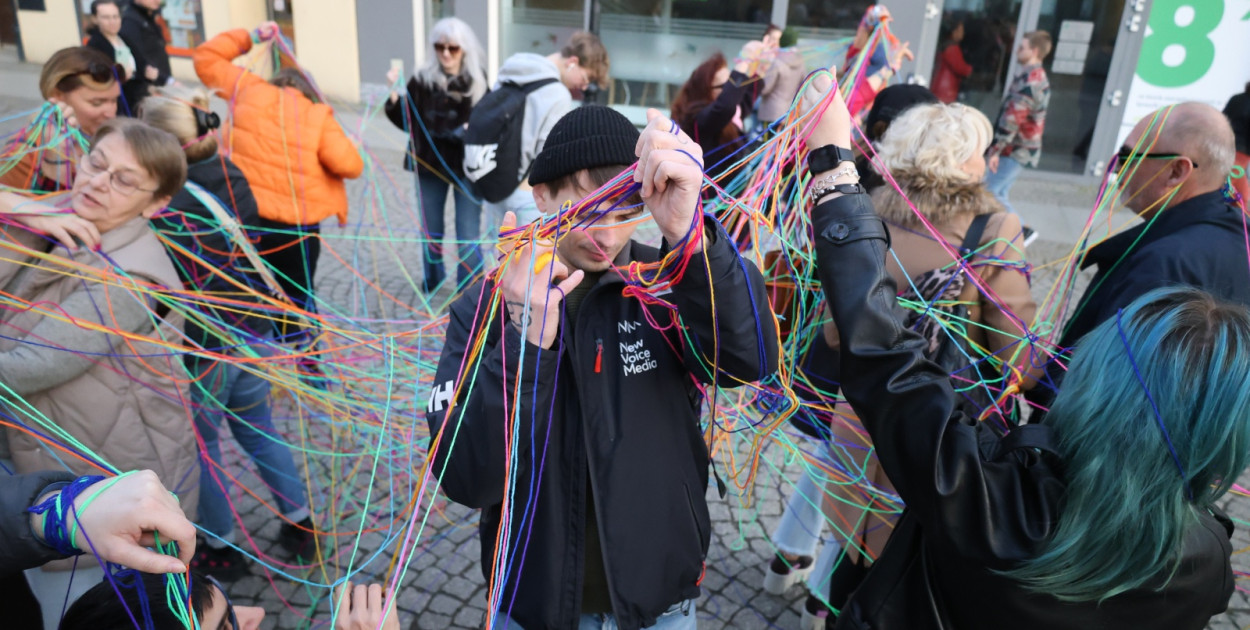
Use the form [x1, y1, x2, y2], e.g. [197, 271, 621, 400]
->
[797, 70, 852, 152]
[29, 471, 196, 573]
[45, 97, 79, 130]
[497, 211, 584, 349]
[634, 109, 705, 247]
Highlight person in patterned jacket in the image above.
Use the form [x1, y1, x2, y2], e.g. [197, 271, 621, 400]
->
[985, 30, 1051, 228]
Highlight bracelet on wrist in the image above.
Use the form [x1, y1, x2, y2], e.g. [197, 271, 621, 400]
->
[27, 475, 104, 555]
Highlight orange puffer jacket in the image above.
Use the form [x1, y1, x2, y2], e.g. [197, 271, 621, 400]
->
[193, 29, 363, 226]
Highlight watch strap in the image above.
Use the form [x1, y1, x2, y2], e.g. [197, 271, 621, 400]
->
[808, 144, 856, 173]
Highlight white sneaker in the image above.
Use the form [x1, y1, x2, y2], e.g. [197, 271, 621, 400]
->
[762, 553, 815, 595]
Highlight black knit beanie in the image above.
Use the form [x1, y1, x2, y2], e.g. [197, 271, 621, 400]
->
[528, 105, 640, 186]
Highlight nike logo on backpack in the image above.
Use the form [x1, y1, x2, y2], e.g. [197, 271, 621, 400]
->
[463, 144, 499, 182]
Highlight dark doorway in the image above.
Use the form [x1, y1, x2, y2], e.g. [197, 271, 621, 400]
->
[0, 0, 19, 47]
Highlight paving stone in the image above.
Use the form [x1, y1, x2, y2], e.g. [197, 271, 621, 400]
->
[429, 593, 463, 615]
[415, 612, 452, 630]
[443, 575, 478, 601]
[454, 606, 486, 628]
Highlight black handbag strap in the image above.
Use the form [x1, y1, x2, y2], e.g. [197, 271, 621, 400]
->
[995, 423, 1058, 458]
[959, 213, 992, 259]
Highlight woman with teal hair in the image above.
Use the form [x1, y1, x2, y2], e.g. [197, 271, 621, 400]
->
[801, 70, 1250, 629]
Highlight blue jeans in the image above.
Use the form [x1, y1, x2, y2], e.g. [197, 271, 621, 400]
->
[417, 170, 484, 290]
[984, 155, 1025, 215]
[497, 599, 697, 629]
[190, 340, 309, 541]
[770, 436, 842, 592]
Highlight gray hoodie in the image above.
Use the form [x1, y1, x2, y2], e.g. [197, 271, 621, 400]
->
[490, 53, 573, 220]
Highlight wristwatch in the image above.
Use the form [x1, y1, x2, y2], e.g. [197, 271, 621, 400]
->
[807, 144, 856, 173]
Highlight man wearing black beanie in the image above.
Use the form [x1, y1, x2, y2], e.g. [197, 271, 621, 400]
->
[426, 105, 778, 630]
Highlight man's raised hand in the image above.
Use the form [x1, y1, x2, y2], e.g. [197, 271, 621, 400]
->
[497, 211, 583, 349]
[634, 109, 705, 247]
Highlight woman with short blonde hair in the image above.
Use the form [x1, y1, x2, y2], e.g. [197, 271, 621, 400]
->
[814, 101, 1041, 621]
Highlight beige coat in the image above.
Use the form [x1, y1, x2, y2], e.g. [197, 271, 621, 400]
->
[0, 217, 198, 520]
[869, 173, 1039, 377]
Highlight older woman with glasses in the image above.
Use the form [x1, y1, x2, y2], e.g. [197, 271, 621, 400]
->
[385, 17, 488, 293]
[0, 118, 198, 625]
[0, 47, 122, 195]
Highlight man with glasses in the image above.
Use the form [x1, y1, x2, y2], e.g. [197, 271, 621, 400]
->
[1030, 101, 1246, 408]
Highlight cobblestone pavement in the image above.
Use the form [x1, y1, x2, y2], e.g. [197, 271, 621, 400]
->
[2, 91, 1248, 629]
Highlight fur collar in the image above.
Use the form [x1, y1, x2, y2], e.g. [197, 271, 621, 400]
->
[869, 171, 1005, 226]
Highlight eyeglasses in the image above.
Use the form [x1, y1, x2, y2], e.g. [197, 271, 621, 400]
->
[78, 151, 160, 196]
[205, 574, 239, 630]
[434, 43, 461, 54]
[1114, 146, 1199, 169]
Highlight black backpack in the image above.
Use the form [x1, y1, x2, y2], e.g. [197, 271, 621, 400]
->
[462, 78, 559, 203]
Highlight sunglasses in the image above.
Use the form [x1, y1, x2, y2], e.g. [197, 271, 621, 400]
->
[78, 60, 124, 84]
[1115, 146, 1199, 169]
[434, 43, 461, 54]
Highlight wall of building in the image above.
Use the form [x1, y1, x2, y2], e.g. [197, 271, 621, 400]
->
[292, 0, 361, 102]
[16, 0, 79, 65]
[356, 0, 415, 99]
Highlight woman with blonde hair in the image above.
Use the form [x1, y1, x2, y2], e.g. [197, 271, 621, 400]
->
[385, 16, 488, 292]
[140, 87, 315, 579]
[811, 101, 1041, 625]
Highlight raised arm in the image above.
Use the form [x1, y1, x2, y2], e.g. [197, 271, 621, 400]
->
[634, 108, 779, 385]
[803, 73, 1061, 563]
[193, 29, 264, 100]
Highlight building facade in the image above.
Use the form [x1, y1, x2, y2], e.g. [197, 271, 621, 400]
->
[12, 0, 1247, 178]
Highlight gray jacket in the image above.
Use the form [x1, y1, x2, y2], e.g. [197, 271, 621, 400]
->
[496, 53, 573, 185]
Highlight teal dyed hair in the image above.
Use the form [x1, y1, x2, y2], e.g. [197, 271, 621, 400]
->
[1004, 286, 1250, 601]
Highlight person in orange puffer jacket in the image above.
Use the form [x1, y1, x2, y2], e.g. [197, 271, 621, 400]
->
[193, 21, 363, 346]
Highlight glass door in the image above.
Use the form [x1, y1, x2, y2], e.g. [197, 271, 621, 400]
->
[934, 0, 1025, 119]
[1031, 0, 1126, 173]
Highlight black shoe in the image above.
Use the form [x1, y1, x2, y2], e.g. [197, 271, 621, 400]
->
[278, 517, 316, 559]
[191, 539, 249, 581]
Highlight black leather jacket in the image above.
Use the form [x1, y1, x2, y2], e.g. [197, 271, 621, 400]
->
[811, 192, 1234, 630]
[0, 470, 75, 574]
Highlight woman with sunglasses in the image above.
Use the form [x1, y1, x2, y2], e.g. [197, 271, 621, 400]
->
[384, 17, 488, 293]
[802, 71, 1248, 630]
[0, 47, 121, 195]
[0, 117, 199, 627]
